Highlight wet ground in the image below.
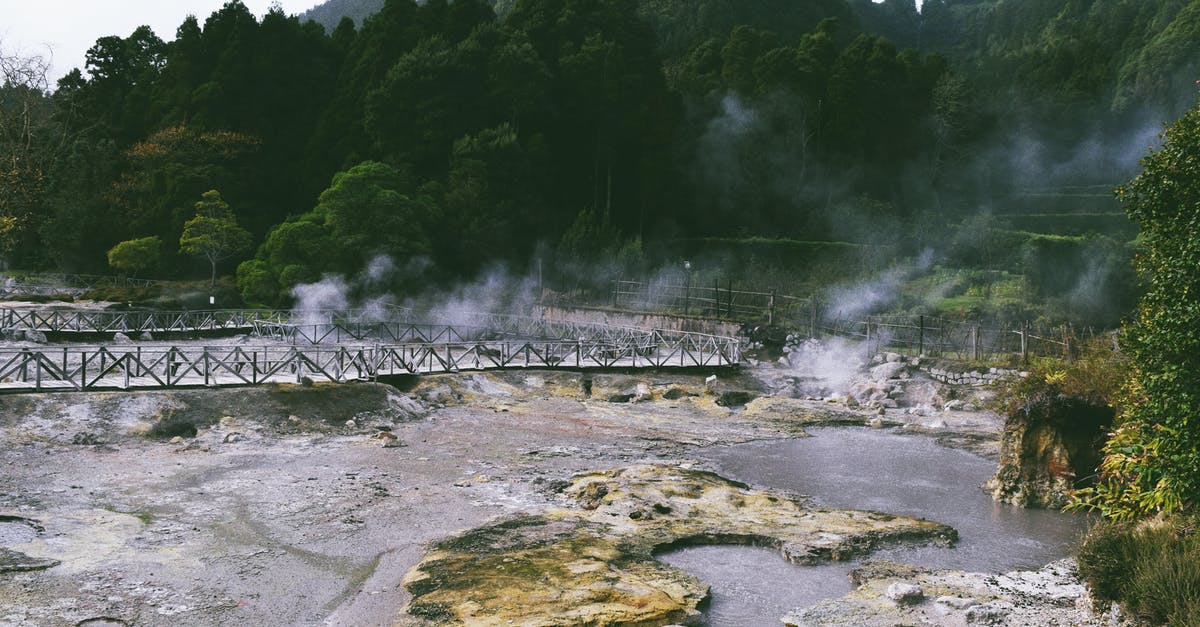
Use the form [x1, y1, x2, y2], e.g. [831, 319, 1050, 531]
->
[0, 367, 1080, 626]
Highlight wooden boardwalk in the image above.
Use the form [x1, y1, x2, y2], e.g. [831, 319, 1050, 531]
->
[0, 335, 739, 392]
[0, 307, 740, 392]
[0, 308, 291, 334]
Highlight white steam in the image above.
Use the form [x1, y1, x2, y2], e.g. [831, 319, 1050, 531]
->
[823, 249, 935, 321]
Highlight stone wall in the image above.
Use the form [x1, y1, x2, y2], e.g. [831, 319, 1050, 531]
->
[923, 366, 1024, 387]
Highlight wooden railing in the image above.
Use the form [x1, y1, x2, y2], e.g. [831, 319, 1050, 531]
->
[0, 334, 740, 392]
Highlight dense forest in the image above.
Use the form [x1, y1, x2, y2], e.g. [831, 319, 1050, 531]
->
[2, 0, 1198, 319]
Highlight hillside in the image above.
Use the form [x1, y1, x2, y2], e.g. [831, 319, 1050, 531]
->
[299, 0, 384, 30]
[8, 0, 1200, 325]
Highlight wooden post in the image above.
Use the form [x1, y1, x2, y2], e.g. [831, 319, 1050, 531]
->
[684, 275, 691, 315]
[1021, 322, 1029, 365]
[918, 315, 925, 356]
[865, 319, 872, 358]
[727, 278, 734, 319]
[971, 324, 980, 361]
[713, 277, 720, 317]
[768, 290, 776, 326]
[810, 298, 817, 339]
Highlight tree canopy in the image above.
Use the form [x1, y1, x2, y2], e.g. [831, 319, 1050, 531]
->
[2, 0, 1192, 307]
[1076, 99, 1200, 519]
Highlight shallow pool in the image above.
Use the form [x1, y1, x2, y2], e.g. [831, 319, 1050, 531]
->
[656, 427, 1091, 625]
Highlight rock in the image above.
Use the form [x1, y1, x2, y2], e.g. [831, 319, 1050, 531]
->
[76, 618, 131, 626]
[785, 559, 1096, 627]
[287, 414, 300, 423]
[869, 361, 907, 381]
[402, 465, 955, 626]
[984, 394, 1114, 509]
[169, 436, 184, 444]
[389, 394, 427, 420]
[634, 382, 652, 402]
[662, 387, 690, 400]
[344, 419, 357, 428]
[139, 331, 154, 341]
[71, 432, 101, 445]
[0, 547, 59, 573]
[965, 600, 1014, 623]
[936, 595, 979, 610]
[868, 417, 885, 428]
[885, 352, 902, 363]
[223, 432, 244, 443]
[24, 329, 47, 343]
[374, 431, 404, 448]
[716, 391, 755, 407]
[112, 332, 133, 344]
[886, 582, 924, 604]
[705, 374, 718, 389]
[420, 384, 457, 405]
[943, 399, 964, 411]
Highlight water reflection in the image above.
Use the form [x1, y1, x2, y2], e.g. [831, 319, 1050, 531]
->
[657, 427, 1092, 625]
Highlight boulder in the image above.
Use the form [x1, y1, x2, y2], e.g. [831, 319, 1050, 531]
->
[869, 362, 908, 381]
[886, 582, 924, 605]
[984, 394, 1113, 509]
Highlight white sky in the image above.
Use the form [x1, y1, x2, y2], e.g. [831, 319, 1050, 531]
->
[0, 1, 323, 84]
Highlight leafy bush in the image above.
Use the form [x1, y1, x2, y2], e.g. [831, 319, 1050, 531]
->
[992, 337, 1128, 416]
[1075, 99, 1200, 520]
[1078, 516, 1200, 626]
[1077, 520, 1139, 601]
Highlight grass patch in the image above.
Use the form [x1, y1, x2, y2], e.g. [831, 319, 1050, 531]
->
[1077, 515, 1200, 626]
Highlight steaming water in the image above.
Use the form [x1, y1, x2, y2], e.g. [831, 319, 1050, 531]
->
[657, 427, 1091, 625]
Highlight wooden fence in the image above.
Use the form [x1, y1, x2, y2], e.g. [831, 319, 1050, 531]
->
[611, 279, 813, 325]
[821, 314, 1093, 363]
[0, 333, 740, 392]
[1, 272, 160, 292]
[0, 308, 411, 335]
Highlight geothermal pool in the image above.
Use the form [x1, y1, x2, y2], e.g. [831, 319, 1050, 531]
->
[657, 427, 1091, 625]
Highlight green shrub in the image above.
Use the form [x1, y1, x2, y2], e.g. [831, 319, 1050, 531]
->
[993, 337, 1128, 416]
[1076, 520, 1141, 601]
[1077, 516, 1200, 625]
[1129, 536, 1200, 625]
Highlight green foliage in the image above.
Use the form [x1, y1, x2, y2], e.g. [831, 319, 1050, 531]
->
[556, 208, 645, 284]
[1077, 516, 1200, 625]
[10, 0, 1186, 307]
[106, 236, 162, 277]
[993, 338, 1129, 417]
[179, 190, 252, 286]
[238, 160, 438, 304]
[1072, 99, 1200, 521]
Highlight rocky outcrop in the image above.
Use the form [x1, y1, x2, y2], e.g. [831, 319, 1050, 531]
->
[984, 394, 1113, 508]
[782, 558, 1106, 626]
[402, 464, 956, 625]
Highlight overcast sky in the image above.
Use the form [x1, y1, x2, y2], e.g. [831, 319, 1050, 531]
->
[1, 1, 323, 84]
